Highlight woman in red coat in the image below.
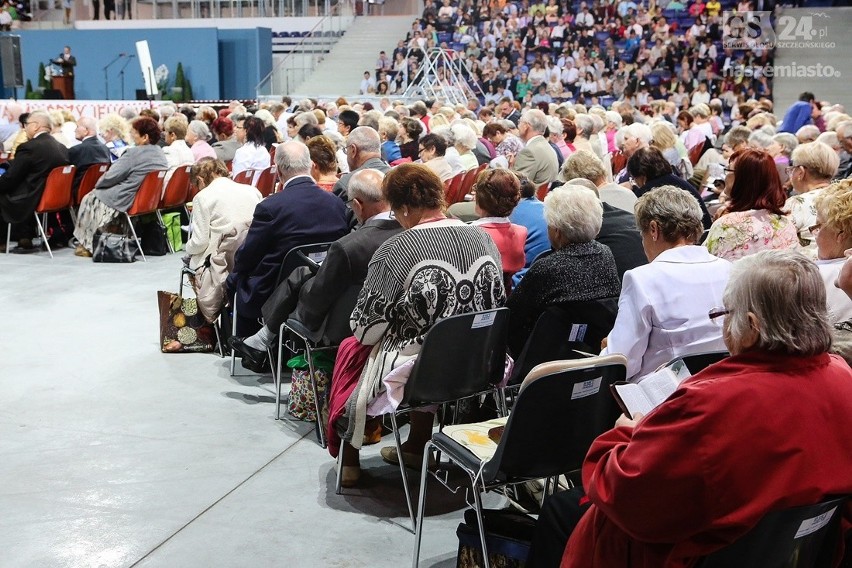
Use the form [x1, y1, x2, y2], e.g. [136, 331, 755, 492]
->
[530, 249, 852, 567]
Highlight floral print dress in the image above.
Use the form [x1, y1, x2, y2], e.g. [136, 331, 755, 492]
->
[704, 209, 799, 261]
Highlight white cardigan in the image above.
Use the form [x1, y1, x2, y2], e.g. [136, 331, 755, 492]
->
[185, 176, 262, 269]
[603, 245, 732, 381]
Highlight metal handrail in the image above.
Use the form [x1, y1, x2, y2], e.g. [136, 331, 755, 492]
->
[255, 0, 352, 99]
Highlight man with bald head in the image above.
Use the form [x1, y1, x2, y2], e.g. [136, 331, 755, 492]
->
[226, 140, 350, 344]
[332, 126, 390, 200]
[0, 110, 69, 252]
[230, 168, 403, 371]
[69, 116, 111, 198]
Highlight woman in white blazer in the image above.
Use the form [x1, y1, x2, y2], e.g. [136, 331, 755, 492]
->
[186, 158, 262, 322]
[603, 185, 732, 381]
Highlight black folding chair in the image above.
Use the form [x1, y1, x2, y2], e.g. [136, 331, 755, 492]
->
[412, 355, 628, 568]
[508, 298, 620, 388]
[229, 242, 333, 376]
[336, 308, 511, 532]
[279, 284, 361, 447]
[674, 350, 730, 375]
[697, 496, 847, 568]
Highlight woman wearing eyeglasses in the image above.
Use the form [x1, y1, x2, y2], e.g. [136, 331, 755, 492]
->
[811, 179, 852, 324]
[602, 185, 731, 382]
[783, 141, 841, 259]
[704, 148, 799, 261]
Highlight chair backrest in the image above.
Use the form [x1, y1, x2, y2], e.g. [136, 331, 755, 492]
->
[232, 169, 255, 185]
[611, 151, 627, 174]
[444, 172, 466, 205]
[458, 166, 481, 197]
[275, 242, 334, 287]
[126, 170, 167, 216]
[688, 141, 705, 166]
[667, 350, 730, 376]
[484, 355, 627, 481]
[509, 299, 619, 385]
[160, 165, 191, 209]
[75, 163, 109, 206]
[535, 182, 549, 202]
[36, 165, 76, 213]
[403, 308, 510, 407]
[696, 497, 847, 568]
[254, 165, 278, 197]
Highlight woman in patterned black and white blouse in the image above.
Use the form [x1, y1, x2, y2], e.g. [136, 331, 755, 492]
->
[327, 163, 506, 487]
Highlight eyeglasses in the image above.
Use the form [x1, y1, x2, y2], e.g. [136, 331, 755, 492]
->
[388, 209, 397, 219]
[809, 222, 823, 235]
[345, 198, 356, 210]
[723, 167, 735, 174]
[708, 306, 730, 320]
[234, 125, 246, 130]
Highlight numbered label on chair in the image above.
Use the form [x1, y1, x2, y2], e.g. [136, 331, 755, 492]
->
[63, 166, 74, 174]
[308, 252, 327, 265]
[471, 312, 495, 329]
[571, 377, 602, 400]
[569, 324, 587, 342]
[795, 507, 837, 539]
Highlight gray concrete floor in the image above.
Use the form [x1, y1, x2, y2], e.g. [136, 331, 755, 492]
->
[0, 248, 488, 568]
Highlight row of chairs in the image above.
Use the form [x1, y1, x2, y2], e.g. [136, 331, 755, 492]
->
[444, 163, 487, 206]
[232, 165, 279, 197]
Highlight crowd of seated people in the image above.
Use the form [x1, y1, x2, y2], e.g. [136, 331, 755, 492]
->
[3, 77, 852, 562]
[376, 0, 774, 113]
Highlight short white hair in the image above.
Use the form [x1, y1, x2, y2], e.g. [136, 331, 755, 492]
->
[546, 116, 563, 136]
[254, 108, 276, 127]
[622, 122, 653, 145]
[748, 128, 774, 149]
[348, 126, 381, 154]
[521, 108, 548, 134]
[188, 120, 210, 140]
[796, 124, 820, 143]
[604, 111, 622, 127]
[543, 184, 603, 243]
[451, 123, 477, 150]
[274, 140, 312, 175]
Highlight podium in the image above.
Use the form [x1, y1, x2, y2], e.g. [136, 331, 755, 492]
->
[51, 75, 74, 100]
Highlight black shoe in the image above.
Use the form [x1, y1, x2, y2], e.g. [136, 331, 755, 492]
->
[228, 336, 269, 373]
[10, 239, 40, 254]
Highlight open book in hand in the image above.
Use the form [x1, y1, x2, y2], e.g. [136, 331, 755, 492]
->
[610, 359, 692, 419]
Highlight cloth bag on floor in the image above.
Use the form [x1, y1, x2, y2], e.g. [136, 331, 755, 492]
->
[287, 352, 334, 421]
[157, 290, 216, 353]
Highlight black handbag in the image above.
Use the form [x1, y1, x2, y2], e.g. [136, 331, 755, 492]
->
[92, 230, 139, 263]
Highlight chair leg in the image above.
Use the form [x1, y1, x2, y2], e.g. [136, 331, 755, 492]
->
[229, 302, 238, 376]
[470, 477, 492, 568]
[213, 319, 224, 358]
[305, 345, 327, 448]
[275, 323, 288, 420]
[334, 444, 344, 495]
[5, 224, 9, 254]
[125, 213, 146, 262]
[412, 440, 434, 568]
[34, 213, 52, 259]
[391, 412, 417, 533]
[156, 210, 174, 254]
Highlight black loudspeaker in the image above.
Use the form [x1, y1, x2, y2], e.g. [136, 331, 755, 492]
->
[42, 89, 63, 99]
[0, 36, 24, 89]
[136, 89, 148, 100]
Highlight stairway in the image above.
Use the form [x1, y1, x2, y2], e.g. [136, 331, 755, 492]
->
[772, 6, 851, 115]
[291, 15, 414, 98]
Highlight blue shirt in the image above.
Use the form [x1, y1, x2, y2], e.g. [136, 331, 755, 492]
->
[509, 197, 551, 286]
[381, 140, 402, 163]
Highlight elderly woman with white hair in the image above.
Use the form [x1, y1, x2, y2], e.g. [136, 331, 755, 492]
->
[451, 122, 479, 171]
[97, 113, 131, 162]
[783, 141, 841, 256]
[506, 184, 621, 354]
[543, 249, 852, 568]
[185, 120, 217, 162]
[602, 185, 732, 381]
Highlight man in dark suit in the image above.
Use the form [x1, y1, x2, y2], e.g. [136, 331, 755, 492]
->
[227, 140, 350, 337]
[53, 46, 77, 99]
[230, 168, 403, 371]
[0, 110, 70, 253]
[69, 116, 111, 200]
[499, 99, 521, 126]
